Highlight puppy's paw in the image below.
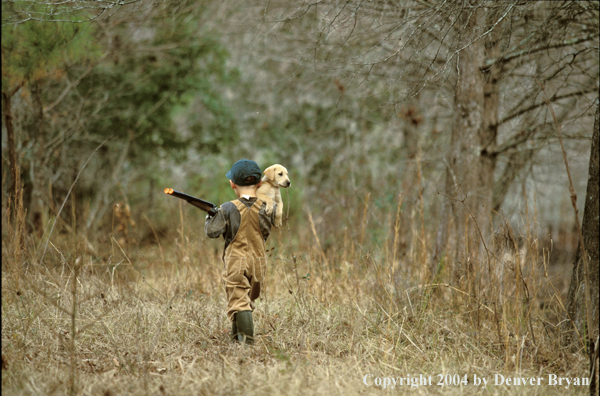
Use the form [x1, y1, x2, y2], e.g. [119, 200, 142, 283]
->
[265, 202, 275, 215]
[274, 207, 283, 228]
[258, 195, 274, 215]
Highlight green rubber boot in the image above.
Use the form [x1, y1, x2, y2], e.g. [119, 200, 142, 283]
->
[231, 319, 238, 342]
[235, 310, 254, 345]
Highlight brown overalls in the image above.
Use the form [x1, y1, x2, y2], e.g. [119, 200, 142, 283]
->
[223, 198, 267, 321]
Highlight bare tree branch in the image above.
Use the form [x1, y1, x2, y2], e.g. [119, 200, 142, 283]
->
[496, 88, 597, 128]
[484, 33, 598, 68]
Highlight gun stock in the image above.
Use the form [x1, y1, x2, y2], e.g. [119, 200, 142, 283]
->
[164, 188, 218, 216]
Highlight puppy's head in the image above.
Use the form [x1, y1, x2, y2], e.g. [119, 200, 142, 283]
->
[263, 164, 291, 188]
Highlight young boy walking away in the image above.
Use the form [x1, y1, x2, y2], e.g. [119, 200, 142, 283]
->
[205, 159, 276, 344]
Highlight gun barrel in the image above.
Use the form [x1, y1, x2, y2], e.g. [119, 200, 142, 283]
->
[164, 188, 218, 215]
[165, 188, 198, 201]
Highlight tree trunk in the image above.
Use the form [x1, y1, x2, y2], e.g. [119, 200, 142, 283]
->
[440, 4, 495, 289]
[565, 100, 599, 347]
[481, 7, 501, 215]
[30, 81, 46, 237]
[2, 90, 20, 200]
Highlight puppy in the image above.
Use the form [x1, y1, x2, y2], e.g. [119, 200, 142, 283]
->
[257, 164, 291, 228]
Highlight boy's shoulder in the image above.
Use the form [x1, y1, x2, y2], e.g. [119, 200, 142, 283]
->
[219, 198, 257, 213]
[219, 200, 237, 214]
[221, 197, 267, 212]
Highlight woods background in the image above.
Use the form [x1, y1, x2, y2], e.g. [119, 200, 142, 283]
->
[2, 1, 599, 395]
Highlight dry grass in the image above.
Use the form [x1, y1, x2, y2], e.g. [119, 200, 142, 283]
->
[1, 187, 592, 395]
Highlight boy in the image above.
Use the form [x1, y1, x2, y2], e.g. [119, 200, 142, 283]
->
[205, 159, 276, 344]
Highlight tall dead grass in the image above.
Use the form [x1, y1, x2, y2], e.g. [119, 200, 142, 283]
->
[1, 171, 593, 395]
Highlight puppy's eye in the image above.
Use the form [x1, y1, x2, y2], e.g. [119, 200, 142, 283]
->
[278, 172, 283, 176]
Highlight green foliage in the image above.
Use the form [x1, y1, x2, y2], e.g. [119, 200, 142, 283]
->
[2, 0, 242, 233]
[78, 4, 237, 161]
[1, 4, 101, 90]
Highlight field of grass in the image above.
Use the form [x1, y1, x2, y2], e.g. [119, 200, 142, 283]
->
[1, 191, 592, 396]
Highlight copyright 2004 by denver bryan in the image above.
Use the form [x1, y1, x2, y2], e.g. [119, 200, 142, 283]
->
[362, 373, 590, 390]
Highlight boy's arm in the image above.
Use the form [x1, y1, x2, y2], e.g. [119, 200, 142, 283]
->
[259, 202, 278, 241]
[205, 205, 228, 238]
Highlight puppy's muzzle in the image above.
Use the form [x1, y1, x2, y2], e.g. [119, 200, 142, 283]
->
[281, 180, 291, 188]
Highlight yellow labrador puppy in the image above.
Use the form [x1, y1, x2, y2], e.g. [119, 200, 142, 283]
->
[257, 164, 291, 228]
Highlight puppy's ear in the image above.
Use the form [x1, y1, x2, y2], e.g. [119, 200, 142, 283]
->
[264, 166, 276, 181]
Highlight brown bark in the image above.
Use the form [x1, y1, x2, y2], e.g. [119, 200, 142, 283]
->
[441, 4, 494, 287]
[492, 149, 531, 212]
[2, 90, 20, 199]
[481, 8, 501, 213]
[565, 100, 599, 346]
[29, 80, 46, 237]
[400, 103, 423, 160]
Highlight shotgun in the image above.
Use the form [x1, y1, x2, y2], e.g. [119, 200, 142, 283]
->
[164, 188, 218, 216]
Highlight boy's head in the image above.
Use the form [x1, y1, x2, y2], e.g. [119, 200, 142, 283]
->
[226, 159, 262, 187]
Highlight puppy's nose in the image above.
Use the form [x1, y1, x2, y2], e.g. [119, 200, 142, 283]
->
[286, 181, 291, 187]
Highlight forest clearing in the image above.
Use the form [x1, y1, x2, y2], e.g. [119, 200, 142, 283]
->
[1, 192, 594, 395]
[2, 1, 598, 395]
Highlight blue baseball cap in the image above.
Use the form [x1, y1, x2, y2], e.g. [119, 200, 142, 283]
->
[226, 159, 262, 186]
